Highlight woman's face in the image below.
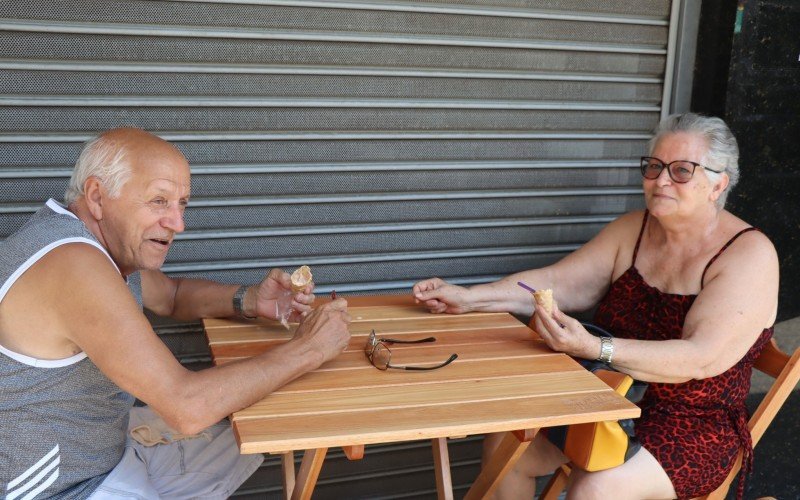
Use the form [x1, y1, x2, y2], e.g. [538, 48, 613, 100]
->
[643, 132, 725, 219]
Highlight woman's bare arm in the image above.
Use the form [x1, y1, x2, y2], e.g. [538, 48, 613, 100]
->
[413, 211, 643, 316]
[534, 230, 778, 383]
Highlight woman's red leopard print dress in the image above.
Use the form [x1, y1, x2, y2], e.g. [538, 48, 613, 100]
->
[592, 211, 773, 499]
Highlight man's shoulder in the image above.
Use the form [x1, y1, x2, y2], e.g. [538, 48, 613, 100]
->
[3, 200, 94, 247]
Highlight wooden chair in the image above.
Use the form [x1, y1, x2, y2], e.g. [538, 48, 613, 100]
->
[539, 338, 800, 500]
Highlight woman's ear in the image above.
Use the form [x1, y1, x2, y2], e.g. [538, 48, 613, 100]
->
[710, 173, 730, 202]
[83, 176, 104, 221]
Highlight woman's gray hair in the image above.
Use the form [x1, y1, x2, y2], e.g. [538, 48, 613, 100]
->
[64, 133, 132, 205]
[647, 113, 740, 208]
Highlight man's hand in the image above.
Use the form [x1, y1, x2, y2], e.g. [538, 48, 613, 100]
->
[253, 268, 315, 321]
[412, 277, 473, 314]
[291, 298, 351, 366]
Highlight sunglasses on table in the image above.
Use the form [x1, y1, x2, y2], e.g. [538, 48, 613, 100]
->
[640, 156, 725, 184]
[364, 330, 457, 371]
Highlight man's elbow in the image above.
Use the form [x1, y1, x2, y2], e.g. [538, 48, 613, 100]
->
[158, 400, 217, 436]
[151, 377, 220, 435]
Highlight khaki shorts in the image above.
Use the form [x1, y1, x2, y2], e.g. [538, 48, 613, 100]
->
[89, 406, 264, 500]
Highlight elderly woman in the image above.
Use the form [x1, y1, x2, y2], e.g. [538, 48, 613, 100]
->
[412, 113, 778, 499]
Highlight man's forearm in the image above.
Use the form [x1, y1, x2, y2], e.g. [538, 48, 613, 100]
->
[162, 337, 322, 434]
[169, 278, 240, 320]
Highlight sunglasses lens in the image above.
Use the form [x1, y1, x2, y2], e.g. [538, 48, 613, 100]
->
[372, 343, 391, 370]
[365, 331, 377, 355]
[670, 161, 695, 183]
[641, 158, 663, 179]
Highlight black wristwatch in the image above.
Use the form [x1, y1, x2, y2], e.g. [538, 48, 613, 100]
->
[233, 285, 257, 319]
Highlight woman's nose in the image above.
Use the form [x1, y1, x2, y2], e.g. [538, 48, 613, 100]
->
[655, 166, 672, 186]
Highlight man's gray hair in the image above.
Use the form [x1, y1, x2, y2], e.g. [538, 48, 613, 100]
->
[648, 113, 740, 208]
[64, 133, 132, 205]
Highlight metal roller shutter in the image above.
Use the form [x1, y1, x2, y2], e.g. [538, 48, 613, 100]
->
[0, 0, 678, 293]
[0, 1, 689, 496]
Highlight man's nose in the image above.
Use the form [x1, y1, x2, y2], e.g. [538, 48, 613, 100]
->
[162, 205, 186, 233]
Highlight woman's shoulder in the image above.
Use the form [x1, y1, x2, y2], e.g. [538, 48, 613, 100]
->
[719, 210, 775, 244]
[608, 209, 647, 229]
[592, 210, 648, 256]
[715, 210, 777, 263]
[601, 210, 648, 239]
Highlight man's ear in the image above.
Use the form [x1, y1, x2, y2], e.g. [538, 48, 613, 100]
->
[84, 176, 105, 221]
[710, 173, 730, 202]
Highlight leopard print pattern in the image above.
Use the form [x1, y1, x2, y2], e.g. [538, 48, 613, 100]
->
[591, 211, 773, 499]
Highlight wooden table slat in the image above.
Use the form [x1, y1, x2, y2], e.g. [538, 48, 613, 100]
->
[214, 339, 557, 370]
[206, 314, 524, 344]
[241, 355, 584, 394]
[233, 391, 640, 454]
[231, 370, 613, 421]
[209, 326, 537, 359]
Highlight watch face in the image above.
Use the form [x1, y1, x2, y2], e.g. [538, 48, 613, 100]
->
[234, 286, 257, 319]
[233, 286, 247, 315]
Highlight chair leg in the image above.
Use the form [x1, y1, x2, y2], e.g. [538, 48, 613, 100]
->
[539, 464, 571, 500]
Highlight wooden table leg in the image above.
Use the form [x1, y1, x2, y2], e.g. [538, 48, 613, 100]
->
[463, 429, 538, 500]
[290, 448, 328, 500]
[281, 452, 296, 500]
[432, 438, 454, 500]
[342, 445, 365, 460]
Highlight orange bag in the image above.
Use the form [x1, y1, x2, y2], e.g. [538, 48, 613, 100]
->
[546, 324, 646, 471]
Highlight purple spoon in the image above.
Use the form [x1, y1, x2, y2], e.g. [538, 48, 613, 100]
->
[517, 281, 536, 293]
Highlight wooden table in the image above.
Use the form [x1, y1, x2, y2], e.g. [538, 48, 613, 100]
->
[203, 294, 640, 500]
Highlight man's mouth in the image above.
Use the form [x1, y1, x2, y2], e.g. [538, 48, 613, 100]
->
[149, 237, 171, 247]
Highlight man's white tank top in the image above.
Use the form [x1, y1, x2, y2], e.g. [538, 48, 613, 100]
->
[0, 200, 139, 499]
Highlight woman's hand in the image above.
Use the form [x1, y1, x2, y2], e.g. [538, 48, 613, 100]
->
[254, 268, 316, 321]
[532, 304, 597, 360]
[412, 277, 473, 314]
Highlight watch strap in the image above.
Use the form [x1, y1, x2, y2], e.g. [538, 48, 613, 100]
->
[233, 285, 257, 319]
[598, 336, 614, 364]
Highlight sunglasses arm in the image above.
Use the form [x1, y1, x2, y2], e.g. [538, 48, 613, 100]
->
[391, 353, 458, 371]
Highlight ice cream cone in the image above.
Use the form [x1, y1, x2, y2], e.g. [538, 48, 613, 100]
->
[533, 288, 555, 315]
[290, 265, 313, 293]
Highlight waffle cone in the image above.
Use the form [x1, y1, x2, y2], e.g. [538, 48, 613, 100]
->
[533, 288, 555, 315]
[290, 265, 313, 293]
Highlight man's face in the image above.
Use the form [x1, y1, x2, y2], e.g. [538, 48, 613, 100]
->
[99, 144, 191, 276]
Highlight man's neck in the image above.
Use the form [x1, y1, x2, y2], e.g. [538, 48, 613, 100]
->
[66, 199, 130, 277]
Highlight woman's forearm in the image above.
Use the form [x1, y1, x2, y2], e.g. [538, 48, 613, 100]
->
[605, 338, 701, 383]
[465, 274, 546, 316]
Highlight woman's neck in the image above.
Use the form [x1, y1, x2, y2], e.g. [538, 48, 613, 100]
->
[649, 206, 723, 250]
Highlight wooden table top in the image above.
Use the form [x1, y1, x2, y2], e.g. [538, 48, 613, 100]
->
[203, 294, 640, 455]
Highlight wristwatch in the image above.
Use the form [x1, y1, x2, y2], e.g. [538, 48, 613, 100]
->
[233, 285, 257, 319]
[598, 336, 614, 364]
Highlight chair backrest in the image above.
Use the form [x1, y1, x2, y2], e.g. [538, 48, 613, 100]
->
[693, 338, 800, 500]
[749, 339, 800, 445]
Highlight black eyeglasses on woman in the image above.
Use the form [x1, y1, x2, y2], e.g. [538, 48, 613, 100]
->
[640, 156, 724, 184]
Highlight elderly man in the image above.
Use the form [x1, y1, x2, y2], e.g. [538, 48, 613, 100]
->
[0, 128, 351, 499]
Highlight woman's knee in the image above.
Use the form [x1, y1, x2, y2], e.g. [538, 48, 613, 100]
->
[481, 432, 505, 464]
[568, 469, 619, 500]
